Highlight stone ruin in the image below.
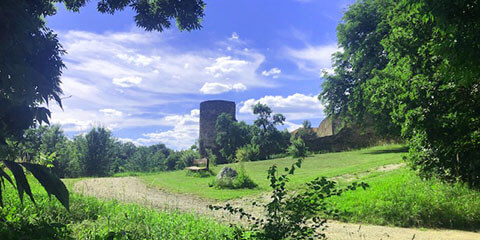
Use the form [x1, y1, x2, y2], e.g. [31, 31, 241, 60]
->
[302, 117, 383, 152]
[198, 100, 236, 160]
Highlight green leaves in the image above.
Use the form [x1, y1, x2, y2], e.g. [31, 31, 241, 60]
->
[3, 160, 35, 205]
[21, 162, 69, 210]
[0, 160, 69, 210]
[210, 156, 367, 240]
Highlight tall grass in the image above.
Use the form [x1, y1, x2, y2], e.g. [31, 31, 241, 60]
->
[328, 168, 480, 230]
[0, 176, 234, 240]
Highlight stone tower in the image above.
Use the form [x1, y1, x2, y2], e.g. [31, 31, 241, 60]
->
[199, 100, 236, 158]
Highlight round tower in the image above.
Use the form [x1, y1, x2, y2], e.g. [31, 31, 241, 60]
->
[199, 100, 236, 158]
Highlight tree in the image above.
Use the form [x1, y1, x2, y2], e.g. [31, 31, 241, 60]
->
[79, 127, 114, 176]
[0, 0, 205, 208]
[321, 0, 480, 187]
[293, 120, 317, 142]
[110, 141, 137, 173]
[16, 125, 73, 177]
[251, 103, 290, 159]
[319, 0, 399, 138]
[215, 113, 253, 163]
[371, 0, 480, 187]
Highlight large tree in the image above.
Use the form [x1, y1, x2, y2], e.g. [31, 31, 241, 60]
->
[319, 0, 399, 137]
[251, 103, 290, 160]
[321, 0, 480, 187]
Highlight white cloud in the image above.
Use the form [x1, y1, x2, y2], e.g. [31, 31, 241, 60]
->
[200, 82, 247, 94]
[284, 121, 303, 132]
[205, 56, 248, 78]
[230, 32, 239, 40]
[100, 108, 123, 117]
[116, 53, 160, 66]
[132, 109, 200, 150]
[286, 43, 339, 76]
[239, 93, 325, 120]
[232, 83, 247, 91]
[262, 67, 282, 78]
[49, 29, 273, 136]
[59, 30, 270, 97]
[112, 76, 142, 87]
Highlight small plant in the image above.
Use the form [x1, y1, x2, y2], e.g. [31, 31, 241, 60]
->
[209, 157, 368, 240]
[288, 137, 308, 158]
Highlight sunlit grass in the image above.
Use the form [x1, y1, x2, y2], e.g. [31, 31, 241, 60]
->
[0, 176, 235, 239]
[139, 144, 405, 200]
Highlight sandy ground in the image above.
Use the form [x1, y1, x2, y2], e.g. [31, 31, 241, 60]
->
[73, 166, 480, 240]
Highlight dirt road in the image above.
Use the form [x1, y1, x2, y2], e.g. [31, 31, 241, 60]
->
[73, 176, 480, 240]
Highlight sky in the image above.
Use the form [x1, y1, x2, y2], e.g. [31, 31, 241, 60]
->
[45, 0, 354, 150]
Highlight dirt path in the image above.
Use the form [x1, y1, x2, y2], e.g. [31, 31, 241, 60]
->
[73, 171, 480, 240]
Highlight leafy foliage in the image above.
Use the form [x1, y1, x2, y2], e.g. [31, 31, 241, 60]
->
[288, 137, 308, 158]
[209, 157, 368, 240]
[216, 113, 253, 163]
[235, 144, 260, 162]
[321, 0, 480, 187]
[251, 103, 290, 160]
[210, 164, 257, 189]
[1, 0, 206, 210]
[1, 160, 69, 210]
[292, 120, 317, 142]
[0, 0, 205, 146]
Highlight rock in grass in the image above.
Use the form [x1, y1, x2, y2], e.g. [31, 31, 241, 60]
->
[216, 167, 237, 180]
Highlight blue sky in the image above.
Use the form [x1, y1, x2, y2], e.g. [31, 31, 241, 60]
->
[45, 0, 354, 150]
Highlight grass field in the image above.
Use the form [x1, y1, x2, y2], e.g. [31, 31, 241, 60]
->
[138, 144, 405, 200]
[0, 177, 235, 240]
[327, 168, 480, 230]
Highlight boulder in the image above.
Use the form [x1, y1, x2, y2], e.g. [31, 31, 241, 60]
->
[216, 167, 237, 180]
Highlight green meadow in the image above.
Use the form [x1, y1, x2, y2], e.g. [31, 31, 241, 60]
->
[138, 144, 405, 200]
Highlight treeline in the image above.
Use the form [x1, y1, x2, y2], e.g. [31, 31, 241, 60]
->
[12, 125, 199, 178]
[12, 102, 314, 177]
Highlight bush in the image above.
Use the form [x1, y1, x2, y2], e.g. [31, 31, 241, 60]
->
[210, 164, 257, 189]
[178, 149, 200, 169]
[288, 137, 308, 158]
[235, 144, 260, 162]
[210, 157, 368, 240]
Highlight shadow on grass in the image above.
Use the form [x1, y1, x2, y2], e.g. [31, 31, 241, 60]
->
[364, 146, 408, 155]
[0, 222, 72, 240]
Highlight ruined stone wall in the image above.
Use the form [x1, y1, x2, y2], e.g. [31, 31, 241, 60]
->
[199, 100, 236, 157]
[316, 117, 342, 137]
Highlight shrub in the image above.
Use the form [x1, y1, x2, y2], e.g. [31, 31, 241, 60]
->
[178, 149, 200, 169]
[232, 164, 257, 189]
[209, 157, 368, 240]
[235, 144, 260, 162]
[210, 164, 257, 189]
[288, 137, 308, 158]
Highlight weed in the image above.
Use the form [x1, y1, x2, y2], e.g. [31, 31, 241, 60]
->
[209, 157, 368, 240]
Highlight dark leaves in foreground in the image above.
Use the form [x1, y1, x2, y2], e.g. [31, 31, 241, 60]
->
[0, 161, 69, 210]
